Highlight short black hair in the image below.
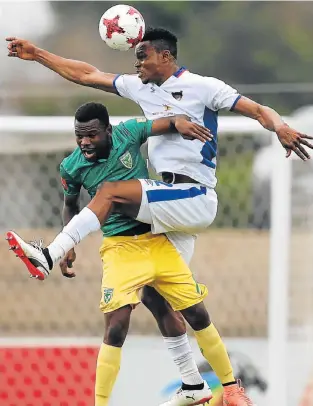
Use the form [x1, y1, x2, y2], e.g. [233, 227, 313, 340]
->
[75, 102, 109, 127]
[142, 27, 178, 59]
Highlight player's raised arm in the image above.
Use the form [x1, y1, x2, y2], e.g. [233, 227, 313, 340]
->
[6, 37, 117, 93]
[232, 96, 313, 161]
[151, 115, 212, 143]
[62, 194, 80, 226]
[59, 194, 80, 278]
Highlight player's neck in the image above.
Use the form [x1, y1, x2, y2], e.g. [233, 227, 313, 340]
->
[98, 136, 112, 160]
[155, 64, 180, 86]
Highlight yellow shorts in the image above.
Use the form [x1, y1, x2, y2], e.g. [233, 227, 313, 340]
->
[99, 232, 207, 313]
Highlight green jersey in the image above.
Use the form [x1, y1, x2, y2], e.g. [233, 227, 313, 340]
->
[60, 118, 153, 237]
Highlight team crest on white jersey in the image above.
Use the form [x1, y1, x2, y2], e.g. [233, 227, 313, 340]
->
[171, 91, 183, 101]
[119, 151, 133, 169]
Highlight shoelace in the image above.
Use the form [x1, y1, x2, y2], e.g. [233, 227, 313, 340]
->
[29, 239, 44, 251]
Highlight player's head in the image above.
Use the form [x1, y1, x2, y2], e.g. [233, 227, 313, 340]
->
[135, 27, 178, 84]
[74, 102, 112, 161]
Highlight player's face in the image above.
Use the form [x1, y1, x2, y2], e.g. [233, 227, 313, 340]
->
[75, 119, 112, 161]
[134, 42, 166, 84]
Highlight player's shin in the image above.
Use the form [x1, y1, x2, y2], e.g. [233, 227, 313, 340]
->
[194, 322, 236, 385]
[164, 334, 204, 386]
[47, 207, 101, 265]
[95, 343, 121, 406]
[141, 287, 204, 387]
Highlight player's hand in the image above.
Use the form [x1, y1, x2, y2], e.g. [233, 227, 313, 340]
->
[6, 37, 38, 61]
[59, 248, 76, 278]
[276, 123, 313, 161]
[175, 116, 212, 143]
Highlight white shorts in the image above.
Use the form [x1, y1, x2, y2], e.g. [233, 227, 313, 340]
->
[136, 179, 218, 235]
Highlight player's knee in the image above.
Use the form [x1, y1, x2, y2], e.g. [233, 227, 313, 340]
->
[105, 323, 127, 347]
[181, 302, 211, 331]
[103, 306, 131, 347]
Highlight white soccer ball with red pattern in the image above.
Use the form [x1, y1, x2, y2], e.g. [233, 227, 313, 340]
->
[99, 5, 145, 51]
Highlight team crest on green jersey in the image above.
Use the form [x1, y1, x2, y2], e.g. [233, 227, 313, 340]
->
[103, 288, 114, 304]
[119, 151, 133, 169]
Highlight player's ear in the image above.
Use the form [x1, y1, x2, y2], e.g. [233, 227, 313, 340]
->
[162, 50, 171, 62]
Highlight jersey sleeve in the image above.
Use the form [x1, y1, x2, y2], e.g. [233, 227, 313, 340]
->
[202, 77, 241, 111]
[124, 118, 153, 144]
[59, 163, 81, 196]
[113, 74, 141, 102]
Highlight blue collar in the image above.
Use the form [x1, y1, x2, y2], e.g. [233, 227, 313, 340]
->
[173, 66, 187, 78]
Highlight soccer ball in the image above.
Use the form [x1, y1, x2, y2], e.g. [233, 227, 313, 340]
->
[99, 4, 145, 51]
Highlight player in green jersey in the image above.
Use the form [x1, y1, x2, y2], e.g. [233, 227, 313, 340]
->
[53, 103, 222, 406]
[7, 102, 245, 406]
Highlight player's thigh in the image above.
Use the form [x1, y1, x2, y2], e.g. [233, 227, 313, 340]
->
[95, 179, 143, 205]
[149, 235, 208, 311]
[136, 179, 218, 234]
[99, 236, 154, 313]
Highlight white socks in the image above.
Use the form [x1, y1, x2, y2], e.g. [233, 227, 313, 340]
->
[163, 333, 204, 386]
[47, 207, 101, 264]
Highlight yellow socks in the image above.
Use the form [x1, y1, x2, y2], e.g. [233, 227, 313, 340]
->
[194, 323, 235, 385]
[95, 343, 122, 406]
[94, 325, 233, 405]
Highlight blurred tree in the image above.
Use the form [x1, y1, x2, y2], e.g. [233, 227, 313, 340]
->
[20, 1, 313, 114]
[47, 1, 313, 80]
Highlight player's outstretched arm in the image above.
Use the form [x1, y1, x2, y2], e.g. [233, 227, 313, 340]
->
[233, 96, 313, 160]
[151, 115, 212, 143]
[6, 37, 117, 93]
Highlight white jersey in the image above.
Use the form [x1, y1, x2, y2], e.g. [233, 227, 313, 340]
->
[114, 67, 241, 188]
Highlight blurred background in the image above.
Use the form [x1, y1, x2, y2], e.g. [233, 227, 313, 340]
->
[1, 1, 313, 406]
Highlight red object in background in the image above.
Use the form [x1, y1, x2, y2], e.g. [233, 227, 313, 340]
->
[0, 346, 98, 406]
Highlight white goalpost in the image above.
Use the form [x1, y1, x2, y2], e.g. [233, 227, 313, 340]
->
[268, 136, 292, 406]
[268, 108, 313, 406]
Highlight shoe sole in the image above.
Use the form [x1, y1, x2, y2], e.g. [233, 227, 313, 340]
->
[6, 231, 45, 281]
[190, 395, 213, 405]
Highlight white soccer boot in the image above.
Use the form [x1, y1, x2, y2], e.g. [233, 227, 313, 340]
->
[160, 381, 212, 406]
[6, 231, 52, 280]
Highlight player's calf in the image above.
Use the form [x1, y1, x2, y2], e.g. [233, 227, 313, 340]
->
[180, 302, 256, 406]
[95, 306, 133, 406]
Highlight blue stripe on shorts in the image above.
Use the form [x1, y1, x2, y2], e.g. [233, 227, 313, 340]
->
[146, 186, 207, 203]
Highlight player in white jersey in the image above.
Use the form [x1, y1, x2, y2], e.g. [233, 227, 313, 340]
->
[6, 27, 313, 406]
